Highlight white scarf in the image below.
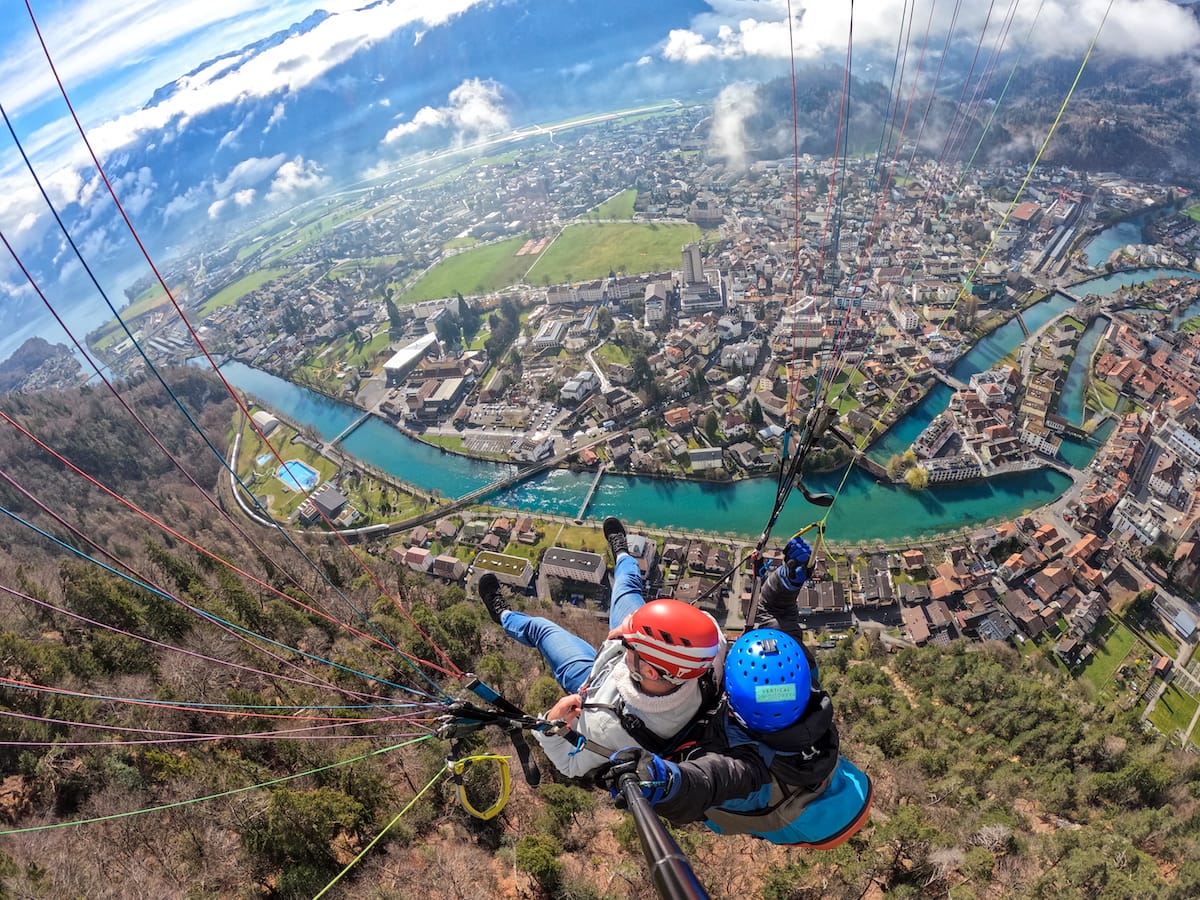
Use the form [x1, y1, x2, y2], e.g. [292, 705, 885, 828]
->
[609, 662, 702, 737]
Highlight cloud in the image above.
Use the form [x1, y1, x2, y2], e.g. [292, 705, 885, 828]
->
[215, 154, 287, 199]
[264, 102, 287, 132]
[112, 166, 157, 217]
[233, 188, 257, 207]
[5, 0, 490, 167]
[267, 156, 327, 200]
[663, 1, 1200, 65]
[663, 29, 720, 64]
[384, 78, 510, 145]
[217, 120, 247, 151]
[709, 82, 760, 169]
[164, 185, 206, 222]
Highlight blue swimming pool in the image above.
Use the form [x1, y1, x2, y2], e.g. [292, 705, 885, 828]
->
[277, 460, 319, 492]
[256, 453, 273, 467]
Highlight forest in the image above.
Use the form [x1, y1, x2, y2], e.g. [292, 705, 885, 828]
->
[1, 371, 1199, 899]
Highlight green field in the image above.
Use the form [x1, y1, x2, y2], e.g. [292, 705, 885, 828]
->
[263, 205, 365, 264]
[1079, 616, 1137, 697]
[1088, 376, 1120, 413]
[527, 222, 701, 285]
[200, 269, 289, 317]
[594, 343, 630, 365]
[592, 189, 637, 219]
[327, 256, 403, 281]
[1147, 682, 1199, 744]
[401, 236, 531, 302]
[91, 282, 180, 351]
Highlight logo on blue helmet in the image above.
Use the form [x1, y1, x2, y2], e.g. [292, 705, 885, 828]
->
[726, 628, 811, 732]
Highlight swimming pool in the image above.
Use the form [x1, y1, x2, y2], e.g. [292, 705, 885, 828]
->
[256, 453, 273, 467]
[277, 460, 319, 492]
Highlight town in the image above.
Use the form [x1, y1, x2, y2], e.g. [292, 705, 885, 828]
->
[85, 103, 1200, 743]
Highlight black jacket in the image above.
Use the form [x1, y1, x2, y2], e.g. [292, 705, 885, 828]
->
[652, 565, 841, 826]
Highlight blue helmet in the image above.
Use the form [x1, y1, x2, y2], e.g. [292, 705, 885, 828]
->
[725, 628, 811, 733]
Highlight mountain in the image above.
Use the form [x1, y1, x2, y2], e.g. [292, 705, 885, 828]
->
[0, 337, 82, 393]
[732, 54, 1200, 184]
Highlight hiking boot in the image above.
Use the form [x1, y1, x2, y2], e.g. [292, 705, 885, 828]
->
[478, 573, 509, 624]
[603, 516, 629, 559]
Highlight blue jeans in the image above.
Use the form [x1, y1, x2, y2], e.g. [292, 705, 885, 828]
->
[502, 554, 645, 692]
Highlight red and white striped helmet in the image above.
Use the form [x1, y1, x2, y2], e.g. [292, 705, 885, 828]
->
[622, 599, 720, 682]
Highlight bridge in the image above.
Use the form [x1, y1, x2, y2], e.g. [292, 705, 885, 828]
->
[1014, 310, 1030, 338]
[856, 454, 890, 481]
[576, 463, 607, 522]
[373, 433, 624, 536]
[929, 369, 968, 391]
[330, 411, 372, 446]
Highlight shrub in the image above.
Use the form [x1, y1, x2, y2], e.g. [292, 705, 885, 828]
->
[515, 833, 563, 890]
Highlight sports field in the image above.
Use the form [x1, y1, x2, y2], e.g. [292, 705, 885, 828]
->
[527, 222, 700, 284]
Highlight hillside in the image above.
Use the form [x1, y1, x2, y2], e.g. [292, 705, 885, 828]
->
[737, 57, 1200, 183]
[0, 338, 83, 394]
[1, 377, 1199, 897]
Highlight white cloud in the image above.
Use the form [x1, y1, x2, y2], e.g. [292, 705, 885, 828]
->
[264, 102, 287, 132]
[164, 185, 206, 222]
[663, 29, 719, 64]
[112, 166, 156, 217]
[267, 156, 328, 201]
[233, 188, 257, 207]
[3, 0, 489, 167]
[664, 1, 1200, 65]
[384, 79, 510, 145]
[709, 82, 759, 169]
[207, 198, 229, 219]
[217, 121, 247, 151]
[215, 154, 287, 199]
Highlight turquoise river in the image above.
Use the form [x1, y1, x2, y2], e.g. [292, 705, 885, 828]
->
[222, 267, 1200, 543]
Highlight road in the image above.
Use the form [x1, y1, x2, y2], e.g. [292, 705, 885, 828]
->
[584, 343, 613, 393]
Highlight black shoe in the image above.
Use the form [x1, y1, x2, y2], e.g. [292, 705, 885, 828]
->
[603, 516, 628, 559]
[478, 573, 508, 624]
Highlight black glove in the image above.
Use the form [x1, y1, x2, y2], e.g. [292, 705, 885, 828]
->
[594, 747, 680, 807]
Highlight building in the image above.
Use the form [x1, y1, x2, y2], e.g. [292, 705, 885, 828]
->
[541, 547, 606, 585]
[383, 333, 440, 386]
[682, 243, 704, 286]
[431, 554, 466, 581]
[472, 551, 535, 590]
[688, 447, 726, 471]
[560, 370, 599, 404]
[399, 546, 433, 573]
[251, 410, 280, 436]
[298, 484, 349, 525]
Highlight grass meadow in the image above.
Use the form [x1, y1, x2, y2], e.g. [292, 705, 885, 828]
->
[527, 222, 700, 285]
